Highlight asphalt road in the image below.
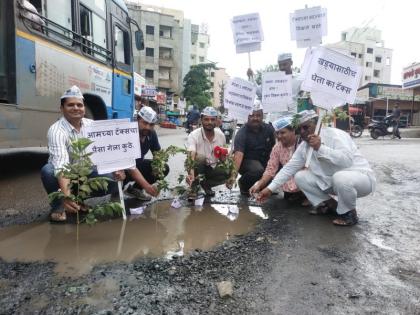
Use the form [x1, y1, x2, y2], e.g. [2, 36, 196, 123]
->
[0, 128, 419, 314]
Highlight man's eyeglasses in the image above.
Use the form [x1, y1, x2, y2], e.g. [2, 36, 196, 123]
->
[300, 125, 310, 131]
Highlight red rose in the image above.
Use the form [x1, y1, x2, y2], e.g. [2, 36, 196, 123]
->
[214, 146, 228, 159]
[214, 146, 222, 159]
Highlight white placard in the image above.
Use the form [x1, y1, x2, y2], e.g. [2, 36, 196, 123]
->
[96, 158, 136, 175]
[232, 13, 263, 45]
[86, 119, 141, 174]
[232, 13, 263, 53]
[290, 6, 327, 48]
[300, 47, 362, 110]
[296, 37, 322, 48]
[223, 77, 256, 123]
[261, 72, 292, 113]
[235, 42, 261, 54]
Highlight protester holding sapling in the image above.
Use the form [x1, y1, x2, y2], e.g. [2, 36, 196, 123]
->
[186, 106, 231, 198]
[125, 106, 169, 201]
[41, 86, 125, 223]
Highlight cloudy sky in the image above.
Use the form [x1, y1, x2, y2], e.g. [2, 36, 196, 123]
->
[132, 0, 418, 84]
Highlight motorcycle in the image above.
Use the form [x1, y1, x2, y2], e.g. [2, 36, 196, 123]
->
[220, 117, 236, 143]
[367, 114, 395, 139]
[349, 117, 363, 138]
[185, 120, 199, 134]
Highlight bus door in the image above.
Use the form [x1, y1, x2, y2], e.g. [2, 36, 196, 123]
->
[112, 20, 133, 119]
[0, 0, 16, 104]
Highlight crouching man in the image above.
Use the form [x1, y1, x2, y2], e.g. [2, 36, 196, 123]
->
[186, 106, 231, 197]
[40, 86, 125, 223]
[257, 110, 376, 226]
[125, 106, 169, 201]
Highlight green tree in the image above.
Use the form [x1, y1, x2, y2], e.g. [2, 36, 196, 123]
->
[183, 63, 216, 110]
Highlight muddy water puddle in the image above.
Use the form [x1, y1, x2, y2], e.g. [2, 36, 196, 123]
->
[0, 201, 266, 276]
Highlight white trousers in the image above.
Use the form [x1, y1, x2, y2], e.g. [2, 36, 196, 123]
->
[294, 170, 373, 214]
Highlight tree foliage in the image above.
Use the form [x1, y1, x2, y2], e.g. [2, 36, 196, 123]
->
[183, 63, 216, 110]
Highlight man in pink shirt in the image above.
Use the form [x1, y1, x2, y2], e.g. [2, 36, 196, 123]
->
[250, 116, 307, 204]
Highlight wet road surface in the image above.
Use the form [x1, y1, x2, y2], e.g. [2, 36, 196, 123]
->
[0, 201, 263, 277]
[1, 129, 420, 314]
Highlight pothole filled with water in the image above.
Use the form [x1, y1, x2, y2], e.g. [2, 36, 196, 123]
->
[0, 200, 267, 276]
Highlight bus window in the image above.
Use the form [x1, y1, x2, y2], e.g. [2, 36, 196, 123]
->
[45, 0, 73, 43]
[20, 0, 45, 32]
[80, 5, 107, 61]
[92, 14, 107, 60]
[114, 26, 130, 65]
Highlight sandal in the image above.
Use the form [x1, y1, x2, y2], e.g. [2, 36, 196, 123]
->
[333, 209, 358, 226]
[50, 211, 67, 223]
[309, 198, 337, 215]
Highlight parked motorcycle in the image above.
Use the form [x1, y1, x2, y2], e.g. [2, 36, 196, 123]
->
[349, 117, 363, 138]
[220, 116, 236, 143]
[367, 114, 395, 139]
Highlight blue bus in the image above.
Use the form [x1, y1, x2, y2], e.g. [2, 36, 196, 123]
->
[0, 0, 143, 149]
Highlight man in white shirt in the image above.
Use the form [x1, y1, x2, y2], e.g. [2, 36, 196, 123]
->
[40, 86, 124, 222]
[247, 52, 303, 122]
[186, 106, 230, 197]
[257, 110, 376, 226]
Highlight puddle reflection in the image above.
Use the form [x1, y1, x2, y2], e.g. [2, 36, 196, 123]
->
[0, 201, 266, 276]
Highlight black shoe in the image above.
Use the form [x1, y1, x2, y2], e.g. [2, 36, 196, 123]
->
[333, 209, 358, 226]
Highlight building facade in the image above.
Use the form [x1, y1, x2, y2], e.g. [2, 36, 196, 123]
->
[357, 83, 420, 126]
[209, 68, 229, 109]
[128, 3, 183, 96]
[128, 3, 210, 100]
[327, 27, 393, 86]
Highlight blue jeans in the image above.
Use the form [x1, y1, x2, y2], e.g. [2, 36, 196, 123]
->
[40, 163, 117, 213]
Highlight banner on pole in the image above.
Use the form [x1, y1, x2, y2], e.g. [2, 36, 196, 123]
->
[261, 72, 292, 113]
[224, 77, 256, 123]
[300, 47, 362, 110]
[290, 6, 327, 48]
[232, 13, 263, 54]
[85, 119, 141, 174]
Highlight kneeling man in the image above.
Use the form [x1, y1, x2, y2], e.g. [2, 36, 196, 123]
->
[257, 110, 376, 226]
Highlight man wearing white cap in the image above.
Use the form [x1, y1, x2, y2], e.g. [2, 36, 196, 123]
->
[125, 106, 168, 201]
[257, 110, 376, 226]
[231, 100, 275, 195]
[40, 86, 125, 222]
[247, 53, 303, 122]
[250, 115, 308, 204]
[186, 106, 230, 197]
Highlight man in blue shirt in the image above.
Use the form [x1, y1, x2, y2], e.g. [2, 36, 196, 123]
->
[125, 106, 169, 201]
